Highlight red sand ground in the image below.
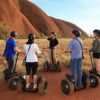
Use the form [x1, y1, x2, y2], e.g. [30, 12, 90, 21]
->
[0, 66, 100, 100]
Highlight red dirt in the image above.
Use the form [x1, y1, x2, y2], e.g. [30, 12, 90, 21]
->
[0, 66, 100, 100]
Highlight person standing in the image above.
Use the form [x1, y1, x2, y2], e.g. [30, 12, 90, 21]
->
[67, 30, 83, 89]
[23, 33, 41, 91]
[48, 32, 59, 64]
[89, 29, 100, 74]
[5, 31, 22, 75]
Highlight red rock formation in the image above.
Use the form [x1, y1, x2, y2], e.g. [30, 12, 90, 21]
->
[0, 0, 38, 36]
[0, 0, 88, 37]
[52, 17, 88, 38]
[18, 0, 59, 36]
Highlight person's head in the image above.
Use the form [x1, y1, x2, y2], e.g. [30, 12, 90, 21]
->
[93, 29, 100, 38]
[51, 32, 56, 38]
[10, 31, 17, 38]
[27, 33, 35, 44]
[72, 30, 81, 38]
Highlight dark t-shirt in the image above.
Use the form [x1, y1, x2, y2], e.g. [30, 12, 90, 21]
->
[48, 38, 59, 49]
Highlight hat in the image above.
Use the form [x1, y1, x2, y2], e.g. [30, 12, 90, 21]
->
[10, 31, 17, 37]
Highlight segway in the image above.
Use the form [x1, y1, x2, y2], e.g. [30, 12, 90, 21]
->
[17, 75, 48, 94]
[43, 49, 62, 72]
[61, 71, 90, 95]
[89, 52, 100, 88]
[3, 53, 19, 90]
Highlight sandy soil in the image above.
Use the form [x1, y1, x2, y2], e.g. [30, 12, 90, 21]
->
[0, 66, 100, 100]
[0, 39, 100, 100]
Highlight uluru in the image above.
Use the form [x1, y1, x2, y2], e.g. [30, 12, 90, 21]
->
[0, 0, 88, 37]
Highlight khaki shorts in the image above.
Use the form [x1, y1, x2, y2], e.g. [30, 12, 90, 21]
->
[49, 48, 56, 64]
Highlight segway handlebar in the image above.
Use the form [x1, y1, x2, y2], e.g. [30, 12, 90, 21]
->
[13, 53, 19, 73]
[89, 51, 96, 70]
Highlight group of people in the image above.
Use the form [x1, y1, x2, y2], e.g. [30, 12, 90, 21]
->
[3, 29, 100, 91]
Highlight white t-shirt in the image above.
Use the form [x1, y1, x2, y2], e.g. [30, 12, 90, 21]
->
[23, 43, 41, 62]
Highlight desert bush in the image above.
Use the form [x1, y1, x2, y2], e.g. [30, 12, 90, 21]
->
[0, 22, 10, 39]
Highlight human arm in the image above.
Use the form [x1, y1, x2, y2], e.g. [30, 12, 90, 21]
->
[65, 48, 71, 53]
[65, 40, 72, 53]
[35, 44, 41, 55]
[89, 39, 99, 52]
[42, 33, 51, 41]
[12, 40, 23, 53]
[14, 47, 23, 53]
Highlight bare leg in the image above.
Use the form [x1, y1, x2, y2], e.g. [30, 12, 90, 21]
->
[94, 58, 97, 69]
[49, 49, 52, 64]
[33, 75, 38, 89]
[25, 75, 30, 88]
[96, 59, 100, 74]
[53, 49, 57, 64]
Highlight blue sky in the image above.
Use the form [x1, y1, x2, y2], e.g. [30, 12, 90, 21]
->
[29, 0, 100, 35]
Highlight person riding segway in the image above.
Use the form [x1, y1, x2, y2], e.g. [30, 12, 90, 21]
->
[89, 29, 100, 88]
[17, 33, 47, 94]
[61, 30, 90, 94]
[3, 31, 23, 90]
[43, 32, 62, 72]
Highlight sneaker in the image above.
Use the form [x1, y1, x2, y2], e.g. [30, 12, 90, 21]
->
[78, 85, 84, 89]
[25, 87, 35, 92]
[33, 84, 37, 92]
[75, 86, 80, 90]
[34, 84, 37, 89]
[71, 79, 75, 83]
[25, 83, 34, 92]
[25, 87, 33, 92]
[97, 73, 100, 77]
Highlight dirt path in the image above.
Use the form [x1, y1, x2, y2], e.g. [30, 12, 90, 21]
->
[0, 66, 100, 100]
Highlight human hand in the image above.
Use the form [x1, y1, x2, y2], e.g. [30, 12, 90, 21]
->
[64, 50, 70, 54]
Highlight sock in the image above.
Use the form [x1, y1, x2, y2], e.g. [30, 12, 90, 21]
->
[26, 83, 30, 88]
[33, 81, 37, 89]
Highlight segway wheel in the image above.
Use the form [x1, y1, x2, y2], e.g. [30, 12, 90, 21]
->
[17, 76, 26, 92]
[37, 76, 48, 94]
[43, 61, 49, 72]
[56, 61, 62, 72]
[82, 72, 90, 88]
[90, 74, 100, 88]
[82, 77, 90, 88]
[61, 79, 74, 95]
[7, 76, 19, 90]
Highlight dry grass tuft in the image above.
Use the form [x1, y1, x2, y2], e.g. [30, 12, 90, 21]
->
[0, 38, 93, 75]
